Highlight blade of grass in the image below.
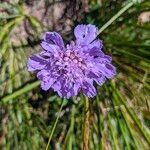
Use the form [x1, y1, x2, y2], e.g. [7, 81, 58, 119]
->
[97, 2, 134, 35]
[109, 89, 131, 150]
[1, 81, 40, 103]
[121, 107, 145, 149]
[108, 115, 120, 150]
[0, 16, 24, 42]
[111, 82, 150, 144]
[111, 87, 141, 149]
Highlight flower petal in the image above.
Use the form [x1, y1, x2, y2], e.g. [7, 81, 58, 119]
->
[94, 74, 106, 85]
[74, 24, 98, 45]
[94, 54, 112, 64]
[88, 47, 104, 57]
[98, 63, 116, 79]
[105, 63, 116, 78]
[73, 83, 81, 96]
[28, 54, 47, 71]
[89, 39, 103, 49]
[40, 41, 59, 56]
[41, 78, 55, 91]
[62, 81, 74, 98]
[87, 71, 106, 85]
[82, 79, 96, 97]
[42, 32, 65, 49]
[52, 81, 61, 92]
[37, 70, 56, 91]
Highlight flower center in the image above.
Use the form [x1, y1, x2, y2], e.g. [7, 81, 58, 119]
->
[55, 50, 86, 75]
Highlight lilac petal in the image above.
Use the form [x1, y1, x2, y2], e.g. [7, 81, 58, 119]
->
[81, 40, 103, 57]
[39, 51, 52, 60]
[89, 39, 103, 49]
[52, 78, 65, 96]
[59, 89, 71, 99]
[42, 32, 65, 49]
[61, 81, 76, 98]
[74, 24, 98, 45]
[105, 63, 116, 76]
[51, 78, 69, 98]
[102, 55, 112, 62]
[98, 63, 116, 79]
[73, 83, 81, 96]
[95, 55, 112, 64]
[88, 47, 104, 57]
[41, 78, 56, 91]
[28, 54, 47, 71]
[37, 70, 49, 80]
[87, 71, 99, 78]
[87, 71, 106, 85]
[94, 74, 106, 85]
[82, 79, 96, 97]
[37, 70, 56, 90]
[41, 41, 60, 56]
[58, 88, 68, 99]
[52, 81, 61, 92]
[66, 90, 73, 99]
[57, 91, 63, 97]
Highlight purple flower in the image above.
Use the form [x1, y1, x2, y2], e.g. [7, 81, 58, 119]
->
[28, 24, 116, 98]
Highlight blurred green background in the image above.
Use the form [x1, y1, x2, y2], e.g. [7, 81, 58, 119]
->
[0, 0, 150, 149]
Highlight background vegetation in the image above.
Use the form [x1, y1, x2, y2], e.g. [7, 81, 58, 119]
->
[0, 0, 150, 149]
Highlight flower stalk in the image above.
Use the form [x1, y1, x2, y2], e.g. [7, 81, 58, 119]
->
[46, 99, 65, 150]
[83, 96, 90, 150]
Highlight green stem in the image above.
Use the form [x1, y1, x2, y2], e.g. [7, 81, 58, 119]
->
[83, 96, 90, 150]
[97, 2, 133, 35]
[46, 99, 65, 150]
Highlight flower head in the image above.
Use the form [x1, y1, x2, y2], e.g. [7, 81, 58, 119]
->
[28, 24, 116, 98]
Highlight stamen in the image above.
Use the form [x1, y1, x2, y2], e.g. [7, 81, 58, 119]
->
[78, 62, 82, 67]
[64, 57, 69, 61]
[78, 58, 82, 62]
[70, 54, 75, 59]
[55, 61, 62, 65]
[66, 51, 71, 57]
[73, 59, 78, 64]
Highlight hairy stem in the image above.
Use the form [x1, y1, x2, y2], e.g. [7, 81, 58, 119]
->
[83, 96, 90, 150]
